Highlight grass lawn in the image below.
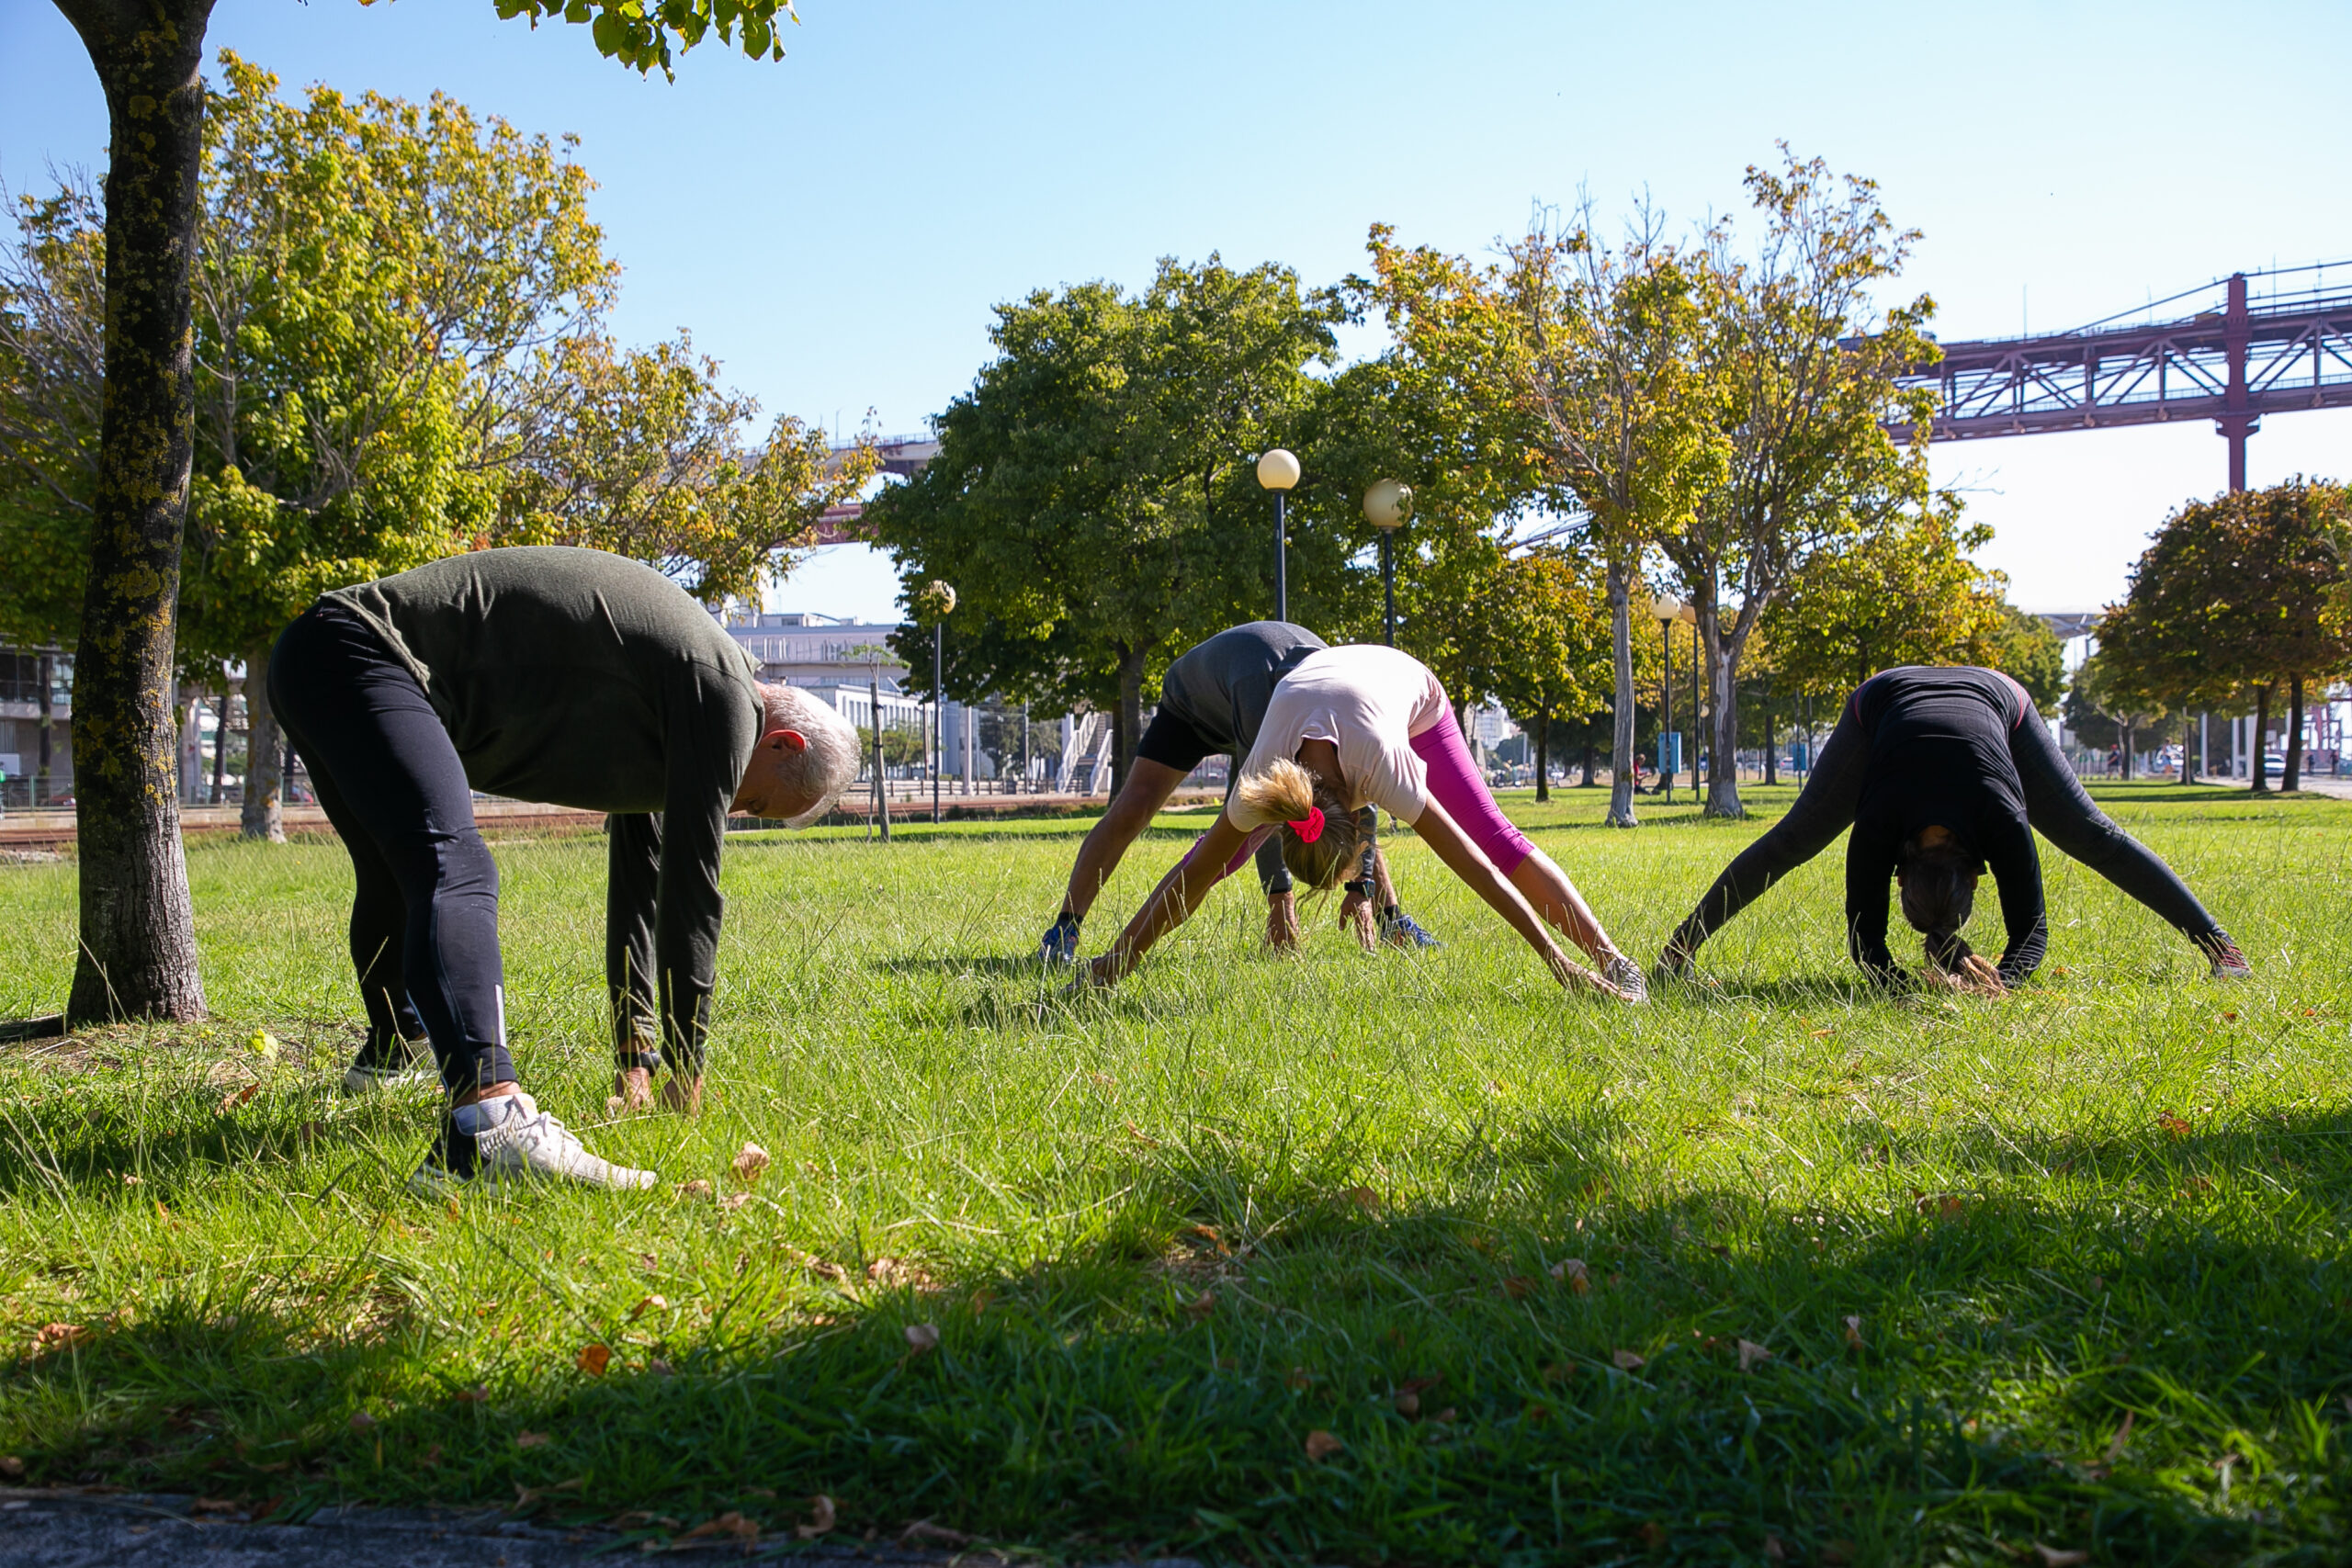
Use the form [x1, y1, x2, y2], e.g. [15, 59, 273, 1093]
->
[1, 783, 2347, 1564]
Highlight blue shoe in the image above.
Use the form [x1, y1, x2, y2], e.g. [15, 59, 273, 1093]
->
[1379, 911, 1443, 951]
[1038, 916, 1081, 965]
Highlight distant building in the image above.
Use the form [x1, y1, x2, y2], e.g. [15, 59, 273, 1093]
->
[0, 647, 72, 803]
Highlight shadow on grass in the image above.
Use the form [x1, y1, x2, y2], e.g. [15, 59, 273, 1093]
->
[8, 1106, 2350, 1565]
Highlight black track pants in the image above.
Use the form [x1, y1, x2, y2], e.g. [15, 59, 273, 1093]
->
[270, 604, 515, 1095]
[1670, 705, 2224, 959]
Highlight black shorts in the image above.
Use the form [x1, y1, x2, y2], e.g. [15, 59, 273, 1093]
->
[1135, 704, 1223, 773]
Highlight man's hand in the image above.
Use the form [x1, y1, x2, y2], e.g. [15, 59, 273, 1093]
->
[1266, 890, 1302, 953]
[614, 1066, 704, 1114]
[1339, 887, 1377, 951]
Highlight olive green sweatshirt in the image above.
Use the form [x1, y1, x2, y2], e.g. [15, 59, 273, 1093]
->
[325, 547, 762, 1067]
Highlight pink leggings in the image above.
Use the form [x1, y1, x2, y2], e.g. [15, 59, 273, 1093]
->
[1212, 709, 1536, 879]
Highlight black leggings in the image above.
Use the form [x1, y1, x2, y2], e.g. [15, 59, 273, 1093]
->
[270, 604, 514, 1096]
[1671, 704, 2224, 958]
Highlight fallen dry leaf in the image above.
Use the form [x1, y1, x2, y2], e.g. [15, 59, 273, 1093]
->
[675, 1179, 713, 1201]
[0, 1457, 23, 1479]
[575, 1343, 611, 1377]
[2157, 1112, 2192, 1138]
[1737, 1338, 1773, 1372]
[454, 1384, 488, 1404]
[1303, 1428, 1343, 1461]
[347, 1410, 377, 1432]
[1843, 1314, 1864, 1350]
[796, 1494, 836, 1539]
[1551, 1258, 1590, 1295]
[1182, 1289, 1216, 1321]
[1611, 1348, 1645, 1371]
[904, 1322, 941, 1355]
[31, 1322, 89, 1354]
[216, 1083, 258, 1114]
[1500, 1275, 1535, 1300]
[1763, 1532, 1787, 1562]
[514, 1430, 551, 1450]
[629, 1294, 667, 1321]
[899, 1520, 973, 1546]
[2103, 1409, 2135, 1464]
[969, 1289, 994, 1316]
[649, 1358, 674, 1377]
[2033, 1546, 2089, 1567]
[681, 1510, 760, 1543]
[718, 1192, 751, 1212]
[730, 1143, 771, 1185]
[1640, 1521, 1667, 1549]
[1346, 1186, 1382, 1213]
[1541, 1361, 1574, 1384]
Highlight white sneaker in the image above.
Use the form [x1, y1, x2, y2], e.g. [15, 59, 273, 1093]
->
[340, 1034, 437, 1096]
[1601, 953, 1649, 1003]
[408, 1092, 657, 1196]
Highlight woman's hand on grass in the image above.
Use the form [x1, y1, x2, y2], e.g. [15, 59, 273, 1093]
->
[1338, 887, 1377, 951]
[1924, 954, 2007, 998]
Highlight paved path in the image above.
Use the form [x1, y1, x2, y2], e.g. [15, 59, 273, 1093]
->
[0, 1490, 1200, 1568]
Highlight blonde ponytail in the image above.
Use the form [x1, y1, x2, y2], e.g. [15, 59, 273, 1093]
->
[1236, 758, 1363, 891]
[1237, 758, 1317, 827]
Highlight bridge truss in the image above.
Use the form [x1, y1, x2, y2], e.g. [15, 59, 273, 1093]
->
[1889, 262, 2352, 490]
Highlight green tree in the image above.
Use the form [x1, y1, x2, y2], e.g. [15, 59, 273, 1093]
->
[2097, 479, 2352, 792]
[866, 256, 1341, 792]
[1760, 502, 2006, 701]
[30, 0, 796, 1024]
[1669, 149, 1939, 818]
[493, 330, 874, 604]
[2064, 646, 2177, 777]
[1477, 548, 1614, 803]
[1985, 604, 2066, 716]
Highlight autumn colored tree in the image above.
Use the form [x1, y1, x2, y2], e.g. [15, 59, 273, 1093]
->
[865, 257, 1343, 792]
[1668, 150, 1939, 818]
[30, 0, 797, 1024]
[2097, 479, 2352, 792]
[1365, 209, 1724, 827]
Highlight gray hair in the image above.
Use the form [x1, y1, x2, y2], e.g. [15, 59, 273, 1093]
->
[763, 684, 863, 828]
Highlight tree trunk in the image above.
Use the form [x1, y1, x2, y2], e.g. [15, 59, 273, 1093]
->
[1533, 708, 1550, 804]
[2120, 722, 2133, 780]
[1113, 643, 1148, 798]
[58, 0, 216, 1026]
[1605, 554, 1637, 827]
[2285, 675, 2305, 792]
[240, 645, 285, 840]
[209, 689, 226, 803]
[1702, 615, 1744, 818]
[1761, 682, 1777, 785]
[2251, 686, 2271, 793]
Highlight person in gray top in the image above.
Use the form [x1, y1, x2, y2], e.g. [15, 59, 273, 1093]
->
[270, 547, 862, 1194]
[1038, 622, 1440, 963]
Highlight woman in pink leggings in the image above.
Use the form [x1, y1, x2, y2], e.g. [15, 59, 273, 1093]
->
[1079, 644, 1643, 1001]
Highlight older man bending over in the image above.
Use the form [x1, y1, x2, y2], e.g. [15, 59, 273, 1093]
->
[270, 547, 860, 1195]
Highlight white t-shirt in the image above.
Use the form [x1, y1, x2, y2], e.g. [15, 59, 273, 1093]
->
[1230, 643, 1451, 826]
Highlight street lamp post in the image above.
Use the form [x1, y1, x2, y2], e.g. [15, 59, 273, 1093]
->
[1650, 592, 1682, 804]
[1363, 479, 1412, 646]
[1257, 448, 1301, 623]
[918, 580, 956, 825]
[1682, 603, 1701, 798]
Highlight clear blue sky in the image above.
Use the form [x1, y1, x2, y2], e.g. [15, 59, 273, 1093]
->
[6, 0, 2347, 621]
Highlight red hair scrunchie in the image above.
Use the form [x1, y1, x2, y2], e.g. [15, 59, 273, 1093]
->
[1289, 805, 1326, 843]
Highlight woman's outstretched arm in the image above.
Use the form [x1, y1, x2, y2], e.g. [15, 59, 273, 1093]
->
[1661, 705, 1873, 971]
[1410, 796, 1621, 996]
[1087, 811, 1255, 984]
